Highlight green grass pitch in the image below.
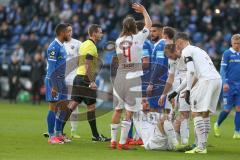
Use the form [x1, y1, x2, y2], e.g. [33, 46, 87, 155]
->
[0, 101, 239, 160]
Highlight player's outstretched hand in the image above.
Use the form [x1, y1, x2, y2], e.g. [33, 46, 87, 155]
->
[132, 3, 146, 14]
[158, 95, 165, 106]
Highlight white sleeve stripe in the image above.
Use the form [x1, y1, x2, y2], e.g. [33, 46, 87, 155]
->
[221, 63, 227, 66]
[48, 59, 57, 61]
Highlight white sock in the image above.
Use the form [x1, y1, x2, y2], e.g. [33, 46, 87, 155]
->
[193, 116, 206, 150]
[111, 123, 120, 142]
[203, 117, 211, 141]
[180, 119, 189, 145]
[194, 128, 198, 146]
[119, 121, 131, 144]
[70, 107, 79, 132]
[163, 120, 178, 147]
[133, 129, 140, 140]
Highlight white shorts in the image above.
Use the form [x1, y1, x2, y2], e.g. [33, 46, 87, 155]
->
[113, 71, 142, 112]
[190, 78, 222, 113]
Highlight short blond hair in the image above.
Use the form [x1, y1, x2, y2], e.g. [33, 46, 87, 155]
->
[231, 34, 240, 41]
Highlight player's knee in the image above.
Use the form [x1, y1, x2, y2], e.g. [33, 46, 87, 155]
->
[165, 109, 171, 114]
[87, 104, 96, 112]
[180, 111, 189, 119]
[48, 102, 56, 111]
[236, 106, 240, 112]
[223, 109, 231, 113]
[115, 109, 122, 114]
[192, 112, 201, 118]
[125, 110, 133, 121]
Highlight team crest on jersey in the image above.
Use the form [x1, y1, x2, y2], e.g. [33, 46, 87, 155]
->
[50, 50, 55, 56]
[71, 45, 74, 49]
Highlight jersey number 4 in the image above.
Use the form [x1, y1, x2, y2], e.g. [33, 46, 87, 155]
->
[123, 47, 131, 62]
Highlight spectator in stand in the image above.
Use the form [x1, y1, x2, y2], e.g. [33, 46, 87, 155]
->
[8, 55, 21, 103]
[30, 52, 45, 105]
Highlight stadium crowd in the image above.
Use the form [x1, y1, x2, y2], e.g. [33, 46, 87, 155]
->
[0, 0, 239, 100]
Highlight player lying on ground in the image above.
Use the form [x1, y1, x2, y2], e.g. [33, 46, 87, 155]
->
[133, 102, 190, 151]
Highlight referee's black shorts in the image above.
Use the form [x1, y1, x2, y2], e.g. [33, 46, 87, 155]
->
[71, 75, 96, 105]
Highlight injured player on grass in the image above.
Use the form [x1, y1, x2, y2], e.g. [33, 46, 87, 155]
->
[133, 108, 191, 151]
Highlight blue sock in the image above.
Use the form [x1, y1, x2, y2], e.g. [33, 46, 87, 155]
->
[55, 110, 63, 136]
[235, 112, 240, 132]
[217, 111, 229, 126]
[128, 122, 133, 139]
[47, 110, 56, 137]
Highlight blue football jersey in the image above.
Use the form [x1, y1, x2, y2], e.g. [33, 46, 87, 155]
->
[46, 39, 67, 88]
[150, 39, 168, 84]
[220, 47, 240, 85]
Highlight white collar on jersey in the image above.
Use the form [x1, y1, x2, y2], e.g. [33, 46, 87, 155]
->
[55, 38, 64, 47]
[229, 47, 237, 53]
[153, 39, 166, 49]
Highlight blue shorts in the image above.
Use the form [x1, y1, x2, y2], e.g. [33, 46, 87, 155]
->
[223, 84, 240, 110]
[147, 85, 165, 109]
[45, 78, 68, 102]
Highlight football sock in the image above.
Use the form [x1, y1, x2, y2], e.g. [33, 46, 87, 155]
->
[235, 111, 240, 132]
[62, 121, 66, 134]
[55, 110, 63, 136]
[70, 107, 79, 132]
[47, 110, 56, 137]
[194, 128, 198, 146]
[203, 117, 211, 141]
[217, 110, 229, 126]
[180, 119, 189, 145]
[163, 120, 178, 146]
[128, 122, 133, 139]
[193, 116, 206, 150]
[87, 110, 99, 137]
[111, 123, 120, 142]
[119, 120, 131, 144]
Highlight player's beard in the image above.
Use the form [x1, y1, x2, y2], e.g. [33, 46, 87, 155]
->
[151, 36, 160, 43]
[64, 36, 69, 42]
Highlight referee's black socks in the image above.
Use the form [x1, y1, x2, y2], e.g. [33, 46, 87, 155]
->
[87, 110, 99, 138]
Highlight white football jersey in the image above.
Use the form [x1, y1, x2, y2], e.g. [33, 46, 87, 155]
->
[115, 28, 149, 77]
[181, 45, 220, 80]
[64, 38, 82, 84]
[168, 57, 187, 81]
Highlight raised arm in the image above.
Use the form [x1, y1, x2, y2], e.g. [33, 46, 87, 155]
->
[132, 3, 152, 30]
